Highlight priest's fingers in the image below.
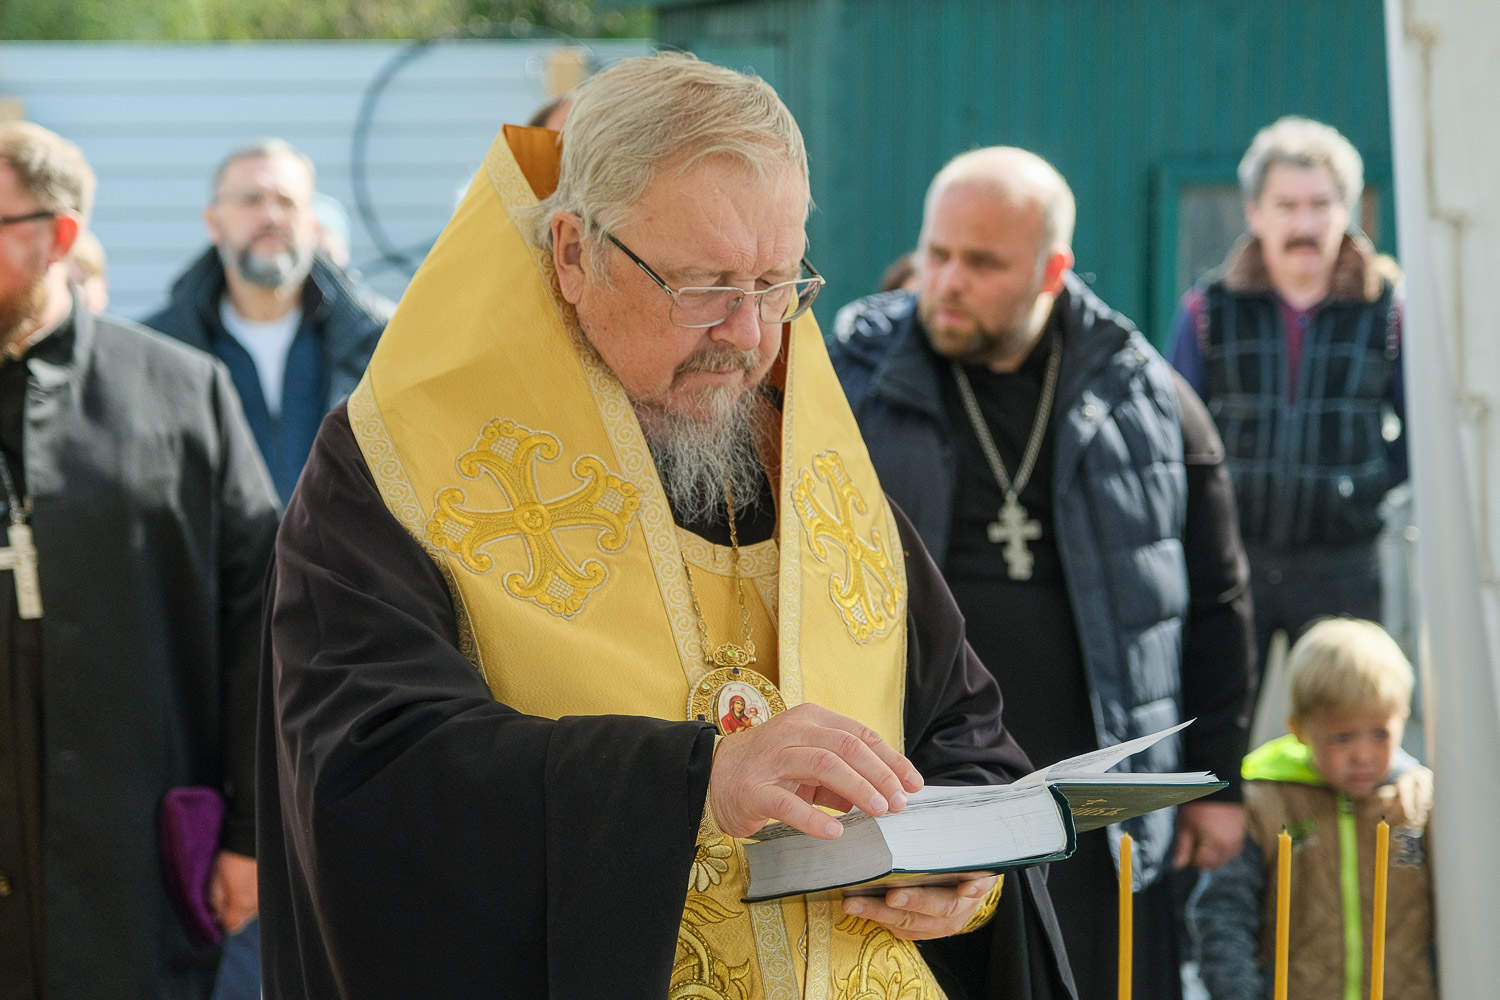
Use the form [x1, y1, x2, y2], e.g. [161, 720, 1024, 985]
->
[772, 703, 921, 790]
[788, 725, 917, 808]
[710, 704, 920, 837]
[752, 785, 849, 840]
[781, 742, 900, 814]
[716, 744, 889, 838]
[802, 785, 858, 813]
[795, 784, 860, 815]
[841, 875, 998, 941]
[804, 704, 925, 795]
[782, 704, 923, 807]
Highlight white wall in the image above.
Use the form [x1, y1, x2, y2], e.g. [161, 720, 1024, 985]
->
[1386, 0, 1500, 988]
[0, 39, 650, 319]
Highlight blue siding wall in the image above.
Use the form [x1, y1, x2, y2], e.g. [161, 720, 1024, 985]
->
[0, 40, 649, 319]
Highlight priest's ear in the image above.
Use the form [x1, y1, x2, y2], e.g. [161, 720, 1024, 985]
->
[46, 212, 82, 267]
[551, 210, 589, 305]
[1040, 247, 1074, 296]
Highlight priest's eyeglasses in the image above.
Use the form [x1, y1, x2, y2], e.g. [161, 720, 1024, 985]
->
[606, 233, 825, 329]
[0, 211, 56, 228]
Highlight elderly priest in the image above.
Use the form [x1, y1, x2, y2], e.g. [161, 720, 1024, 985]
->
[258, 54, 1075, 1000]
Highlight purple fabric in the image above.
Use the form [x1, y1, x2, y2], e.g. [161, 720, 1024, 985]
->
[1274, 295, 1318, 402]
[160, 786, 225, 946]
[1166, 289, 1207, 397]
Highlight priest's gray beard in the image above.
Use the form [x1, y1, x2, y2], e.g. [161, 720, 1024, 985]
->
[636, 378, 774, 527]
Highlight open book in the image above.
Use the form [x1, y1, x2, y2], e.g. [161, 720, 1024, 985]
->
[742, 720, 1225, 902]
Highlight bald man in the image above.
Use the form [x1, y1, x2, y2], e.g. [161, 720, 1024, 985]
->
[829, 147, 1256, 1000]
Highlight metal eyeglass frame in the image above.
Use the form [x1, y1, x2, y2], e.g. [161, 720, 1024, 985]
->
[0, 211, 56, 228]
[606, 232, 824, 329]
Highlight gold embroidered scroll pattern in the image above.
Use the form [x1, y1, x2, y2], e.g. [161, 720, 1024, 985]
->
[792, 451, 903, 642]
[674, 835, 752, 1000]
[832, 913, 941, 1000]
[426, 419, 641, 618]
[673, 901, 752, 1000]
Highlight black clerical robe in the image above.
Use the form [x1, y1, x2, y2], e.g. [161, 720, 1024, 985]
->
[258, 405, 1077, 999]
[0, 303, 280, 999]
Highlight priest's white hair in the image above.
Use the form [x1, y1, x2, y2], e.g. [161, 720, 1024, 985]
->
[522, 51, 810, 277]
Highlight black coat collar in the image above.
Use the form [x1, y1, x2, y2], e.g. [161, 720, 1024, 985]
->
[865, 272, 1142, 419]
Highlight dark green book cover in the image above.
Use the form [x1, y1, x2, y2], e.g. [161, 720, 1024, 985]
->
[1056, 779, 1227, 833]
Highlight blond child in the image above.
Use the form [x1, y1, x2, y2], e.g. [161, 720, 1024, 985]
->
[1191, 618, 1435, 1000]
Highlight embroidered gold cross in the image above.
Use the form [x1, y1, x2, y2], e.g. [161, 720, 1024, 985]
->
[792, 450, 903, 642]
[427, 419, 641, 618]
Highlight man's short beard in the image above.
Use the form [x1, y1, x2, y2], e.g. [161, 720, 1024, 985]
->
[636, 382, 773, 527]
[917, 268, 1047, 368]
[220, 238, 315, 291]
[0, 273, 47, 349]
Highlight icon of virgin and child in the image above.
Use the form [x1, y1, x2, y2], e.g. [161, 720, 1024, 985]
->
[717, 684, 771, 734]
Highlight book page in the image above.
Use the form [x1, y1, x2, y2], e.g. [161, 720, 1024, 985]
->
[879, 783, 1064, 871]
[1051, 771, 1214, 784]
[1015, 718, 1194, 785]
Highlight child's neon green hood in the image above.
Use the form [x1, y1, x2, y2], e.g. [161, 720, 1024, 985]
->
[1241, 733, 1324, 785]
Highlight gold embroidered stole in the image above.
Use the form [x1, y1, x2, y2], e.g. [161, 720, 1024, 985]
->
[348, 125, 943, 999]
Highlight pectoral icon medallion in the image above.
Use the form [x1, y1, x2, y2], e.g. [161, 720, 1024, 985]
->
[688, 665, 787, 735]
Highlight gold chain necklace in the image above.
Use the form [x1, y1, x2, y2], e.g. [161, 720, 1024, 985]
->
[680, 485, 757, 668]
[680, 485, 787, 733]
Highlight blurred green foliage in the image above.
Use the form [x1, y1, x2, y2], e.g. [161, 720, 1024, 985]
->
[0, 0, 652, 41]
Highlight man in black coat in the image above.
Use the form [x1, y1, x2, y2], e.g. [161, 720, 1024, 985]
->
[829, 147, 1256, 1000]
[144, 138, 389, 505]
[0, 122, 280, 999]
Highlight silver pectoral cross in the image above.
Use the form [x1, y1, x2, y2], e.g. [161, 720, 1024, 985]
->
[0, 522, 43, 619]
[985, 494, 1042, 581]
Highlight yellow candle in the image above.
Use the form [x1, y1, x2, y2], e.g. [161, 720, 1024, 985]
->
[1371, 820, 1390, 1000]
[1274, 828, 1291, 1000]
[1118, 832, 1133, 1000]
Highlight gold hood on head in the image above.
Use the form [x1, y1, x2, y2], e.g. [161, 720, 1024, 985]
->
[348, 123, 907, 740]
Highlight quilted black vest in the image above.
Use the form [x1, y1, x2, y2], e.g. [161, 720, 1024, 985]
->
[1202, 280, 1397, 548]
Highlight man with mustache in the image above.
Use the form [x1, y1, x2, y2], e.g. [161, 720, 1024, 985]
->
[1167, 117, 1406, 699]
[145, 139, 389, 505]
[258, 56, 1075, 999]
[828, 146, 1255, 999]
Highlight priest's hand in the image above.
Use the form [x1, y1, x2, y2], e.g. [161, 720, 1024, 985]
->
[708, 703, 923, 839]
[1172, 800, 1245, 870]
[841, 875, 999, 940]
[209, 849, 258, 934]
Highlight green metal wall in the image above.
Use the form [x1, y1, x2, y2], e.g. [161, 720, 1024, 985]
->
[636, 0, 1393, 345]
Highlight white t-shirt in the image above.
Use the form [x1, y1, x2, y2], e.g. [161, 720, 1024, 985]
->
[219, 298, 302, 417]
